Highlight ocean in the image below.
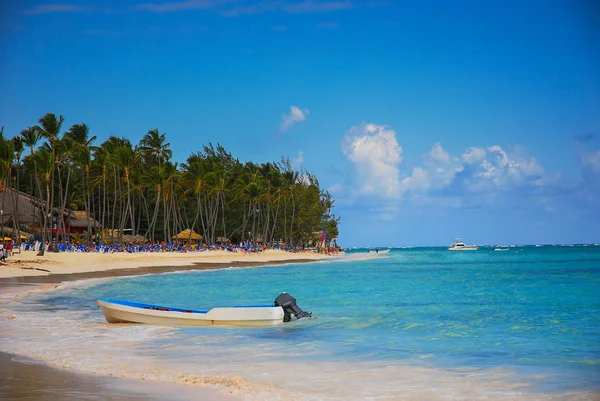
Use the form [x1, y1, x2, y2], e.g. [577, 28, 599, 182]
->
[1, 246, 599, 400]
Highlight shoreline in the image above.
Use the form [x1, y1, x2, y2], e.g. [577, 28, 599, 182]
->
[0, 258, 323, 287]
[0, 249, 335, 281]
[0, 250, 339, 400]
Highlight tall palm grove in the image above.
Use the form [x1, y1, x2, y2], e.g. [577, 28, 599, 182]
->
[0, 113, 340, 248]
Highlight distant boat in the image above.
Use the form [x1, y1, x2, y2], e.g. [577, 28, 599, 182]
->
[366, 248, 390, 254]
[493, 248, 509, 252]
[97, 293, 311, 327]
[448, 238, 478, 251]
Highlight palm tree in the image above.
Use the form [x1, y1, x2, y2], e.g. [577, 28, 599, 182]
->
[141, 166, 164, 242]
[182, 153, 209, 240]
[140, 129, 171, 168]
[21, 126, 43, 196]
[64, 123, 96, 148]
[280, 164, 299, 245]
[74, 145, 93, 241]
[52, 137, 76, 242]
[114, 144, 139, 239]
[36, 113, 64, 243]
[34, 148, 54, 254]
[66, 123, 96, 241]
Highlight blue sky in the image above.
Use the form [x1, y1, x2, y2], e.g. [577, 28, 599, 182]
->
[1, 0, 599, 247]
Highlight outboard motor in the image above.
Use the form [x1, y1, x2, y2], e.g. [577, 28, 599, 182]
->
[274, 293, 311, 322]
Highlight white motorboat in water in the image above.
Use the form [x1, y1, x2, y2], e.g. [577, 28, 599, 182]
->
[97, 293, 311, 327]
[448, 238, 478, 251]
[367, 248, 390, 254]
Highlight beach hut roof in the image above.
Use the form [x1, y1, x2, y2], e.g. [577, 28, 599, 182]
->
[0, 226, 33, 239]
[172, 229, 203, 240]
[66, 211, 101, 228]
[0, 188, 101, 230]
[0, 188, 42, 223]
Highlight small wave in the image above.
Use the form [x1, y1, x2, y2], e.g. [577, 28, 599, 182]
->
[0, 308, 16, 320]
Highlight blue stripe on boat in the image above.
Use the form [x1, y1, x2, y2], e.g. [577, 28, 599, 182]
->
[98, 299, 274, 313]
[98, 298, 209, 314]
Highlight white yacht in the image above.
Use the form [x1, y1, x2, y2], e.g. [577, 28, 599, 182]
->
[448, 238, 478, 251]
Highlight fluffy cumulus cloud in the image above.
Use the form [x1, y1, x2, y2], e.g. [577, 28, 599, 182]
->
[460, 145, 545, 191]
[341, 123, 403, 198]
[279, 106, 309, 132]
[341, 123, 551, 203]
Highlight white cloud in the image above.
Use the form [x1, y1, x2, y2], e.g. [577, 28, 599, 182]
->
[290, 150, 304, 169]
[279, 106, 309, 132]
[401, 167, 430, 193]
[461, 146, 486, 164]
[464, 145, 545, 191]
[340, 122, 552, 204]
[423, 142, 463, 189]
[397, 142, 462, 195]
[341, 123, 403, 198]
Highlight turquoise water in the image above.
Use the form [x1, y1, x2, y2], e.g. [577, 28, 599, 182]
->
[2, 246, 599, 399]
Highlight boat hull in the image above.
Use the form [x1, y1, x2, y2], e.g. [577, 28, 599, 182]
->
[97, 299, 285, 326]
[448, 246, 478, 251]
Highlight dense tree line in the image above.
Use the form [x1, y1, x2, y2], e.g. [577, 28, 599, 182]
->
[0, 113, 340, 249]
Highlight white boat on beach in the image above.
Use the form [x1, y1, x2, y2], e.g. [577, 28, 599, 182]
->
[448, 238, 478, 251]
[97, 293, 311, 327]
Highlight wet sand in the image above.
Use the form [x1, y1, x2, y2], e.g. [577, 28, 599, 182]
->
[0, 352, 237, 400]
[0, 255, 328, 400]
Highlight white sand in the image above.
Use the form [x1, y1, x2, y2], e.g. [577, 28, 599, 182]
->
[0, 249, 334, 278]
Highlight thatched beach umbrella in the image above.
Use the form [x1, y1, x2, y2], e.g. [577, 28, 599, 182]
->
[172, 229, 203, 242]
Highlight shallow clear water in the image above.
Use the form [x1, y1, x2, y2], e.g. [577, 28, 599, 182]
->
[1, 246, 599, 400]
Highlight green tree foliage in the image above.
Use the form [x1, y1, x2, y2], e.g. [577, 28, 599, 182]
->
[1, 115, 340, 246]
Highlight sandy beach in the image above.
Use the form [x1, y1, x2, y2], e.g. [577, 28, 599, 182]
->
[0, 249, 336, 400]
[0, 249, 332, 279]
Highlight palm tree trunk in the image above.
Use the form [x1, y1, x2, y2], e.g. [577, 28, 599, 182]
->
[220, 191, 226, 240]
[148, 187, 160, 242]
[59, 164, 72, 243]
[111, 167, 117, 244]
[127, 177, 134, 237]
[283, 197, 288, 245]
[102, 167, 106, 233]
[32, 160, 46, 255]
[290, 194, 296, 246]
[270, 196, 280, 243]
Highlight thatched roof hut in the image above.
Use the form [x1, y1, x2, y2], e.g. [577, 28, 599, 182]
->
[0, 188, 43, 225]
[0, 188, 101, 232]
